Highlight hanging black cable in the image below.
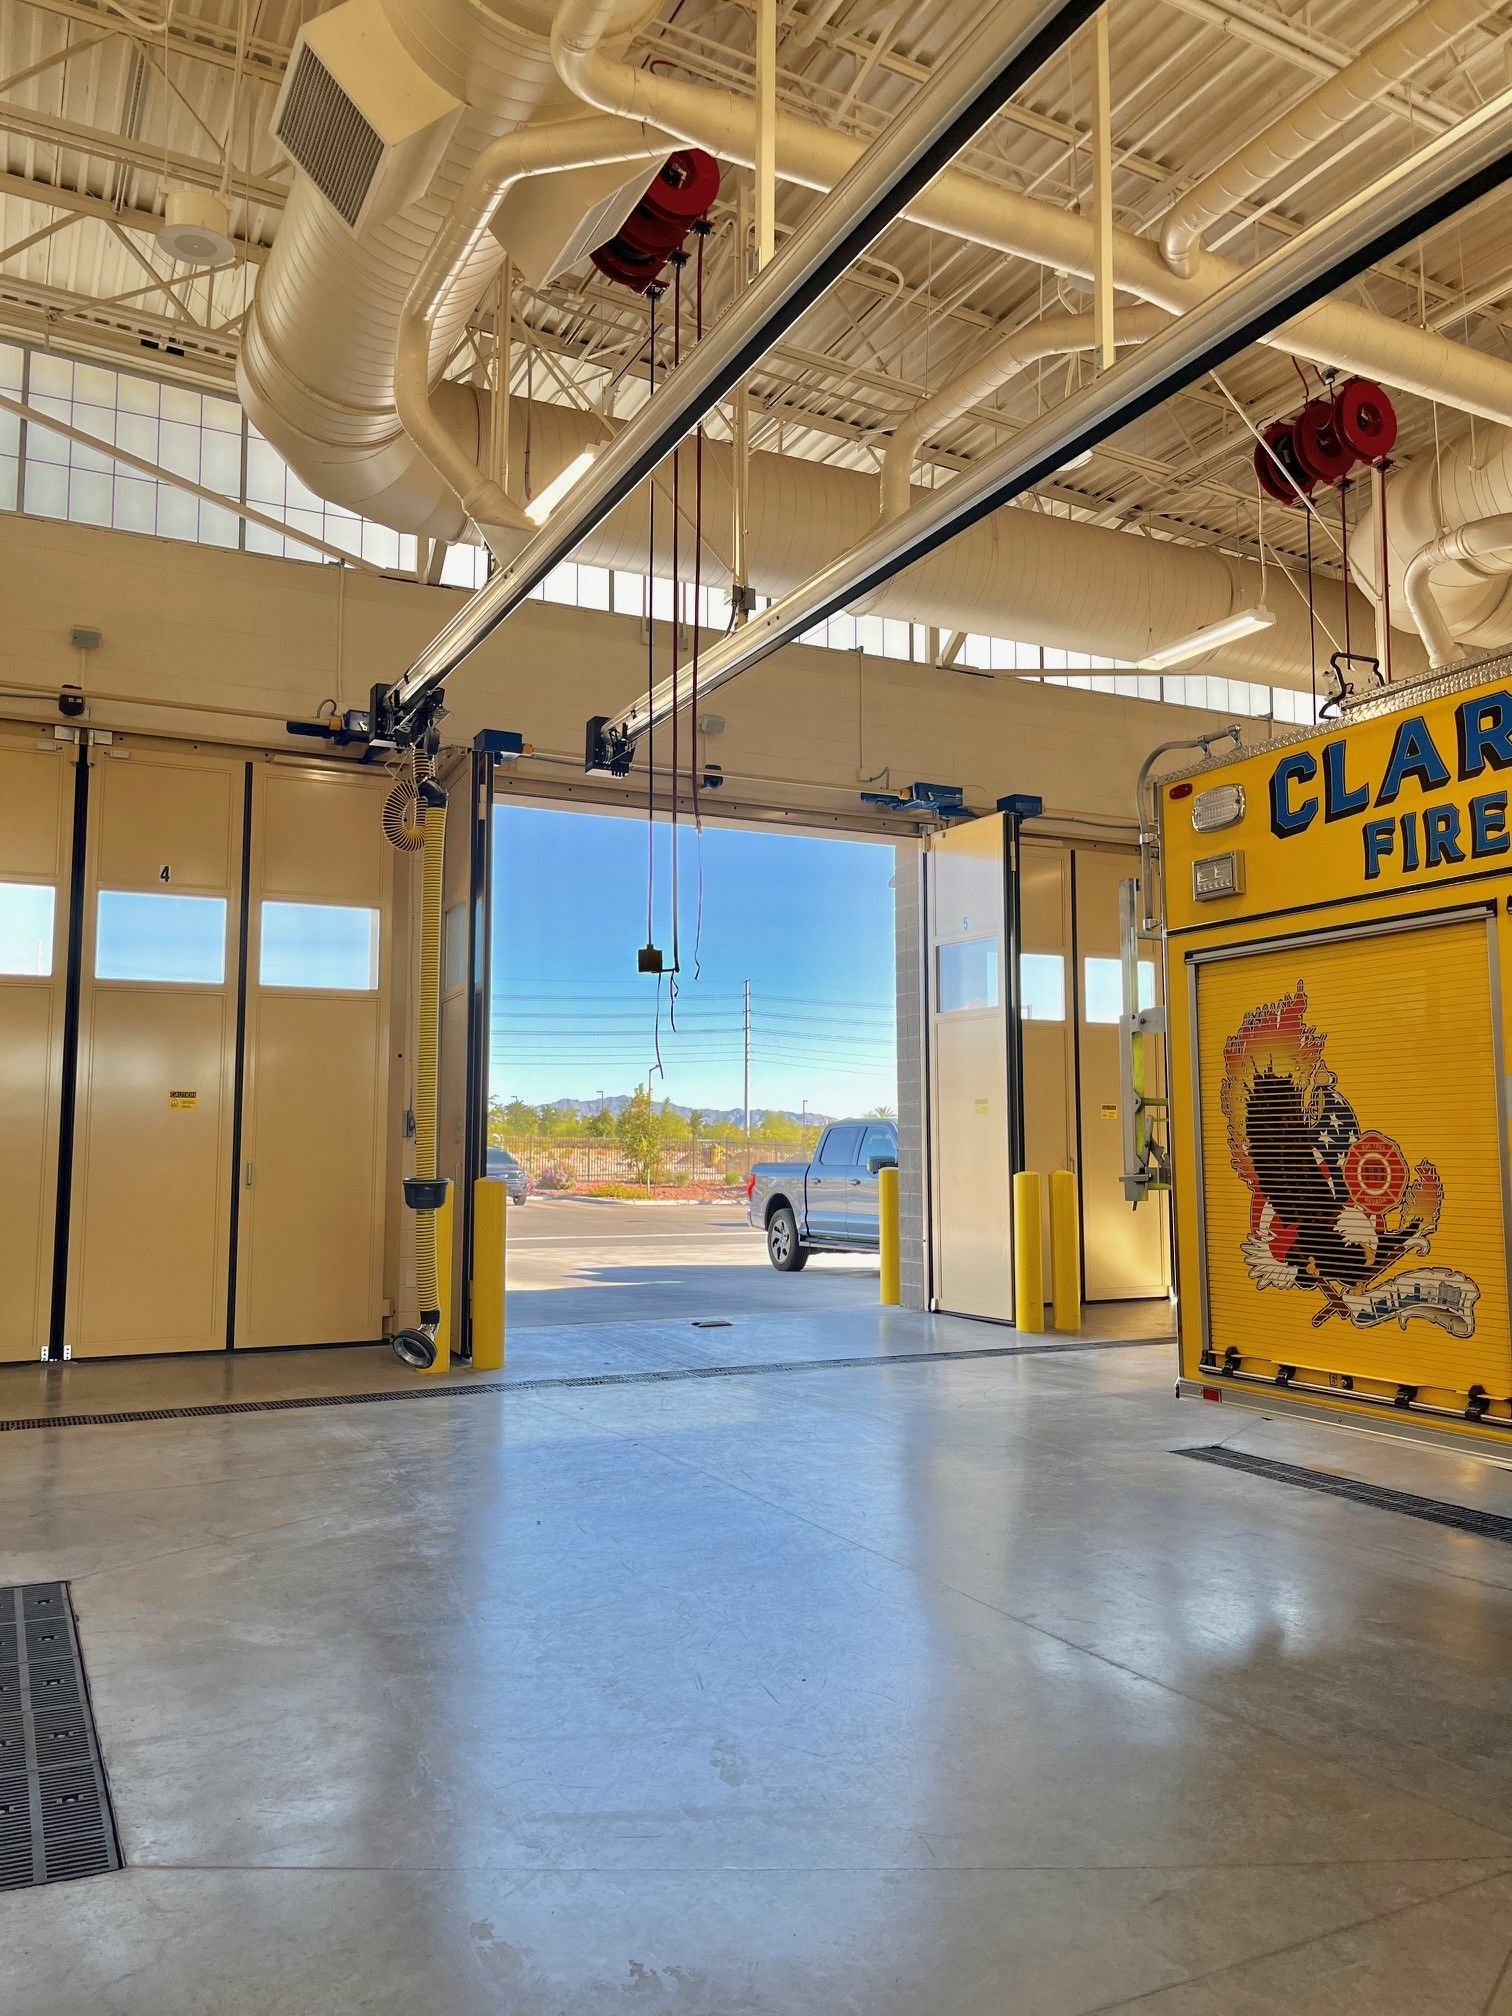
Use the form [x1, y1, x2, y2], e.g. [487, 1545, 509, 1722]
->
[691, 222, 709, 982]
[1306, 505, 1318, 721]
[1378, 460, 1392, 684]
[1340, 477, 1352, 667]
[667, 252, 685, 1029]
[645, 286, 659, 956]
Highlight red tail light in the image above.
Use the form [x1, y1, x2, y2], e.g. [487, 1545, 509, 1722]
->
[745, 1173, 756, 1199]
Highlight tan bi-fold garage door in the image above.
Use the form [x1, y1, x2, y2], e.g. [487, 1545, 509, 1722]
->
[1194, 911, 1511, 1407]
[0, 732, 73, 1363]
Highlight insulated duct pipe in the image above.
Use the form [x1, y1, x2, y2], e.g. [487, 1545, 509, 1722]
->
[877, 305, 1170, 523]
[238, 0, 660, 539]
[493, 391, 1382, 685]
[549, 0, 1512, 428]
[394, 111, 664, 541]
[1352, 422, 1512, 654]
[591, 86, 1512, 765]
[385, 0, 1104, 729]
[1404, 515, 1512, 668]
[1161, 0, 1497, 277]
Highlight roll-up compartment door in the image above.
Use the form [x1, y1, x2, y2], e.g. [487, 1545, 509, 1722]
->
[1194, 911, 1511, 1405]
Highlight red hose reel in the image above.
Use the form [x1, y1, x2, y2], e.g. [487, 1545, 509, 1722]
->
[1254, 376, 1397, 504]
[591, 149, 721, 294]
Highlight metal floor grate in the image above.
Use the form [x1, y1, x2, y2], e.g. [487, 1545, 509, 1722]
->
[1181, 1445, 1512, 1542]
[0, 1336, 1166, 1436]
[0, 1585, 120, 1891]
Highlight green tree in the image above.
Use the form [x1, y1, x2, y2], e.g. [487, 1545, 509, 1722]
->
[583, 1105, 617, 1139]
[615, 1087, 678, 1185]
[498, 1097, 537, 1139]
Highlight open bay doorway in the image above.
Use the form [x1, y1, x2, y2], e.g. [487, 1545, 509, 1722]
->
[489, 802, 897, 1328]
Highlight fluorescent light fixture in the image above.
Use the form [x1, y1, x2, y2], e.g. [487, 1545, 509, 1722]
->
[524, 449, 599, 526]
[1137, 606, 1275, 671]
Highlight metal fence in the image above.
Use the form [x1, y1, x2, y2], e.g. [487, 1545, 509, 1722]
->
[496, 1137, 812, 1191]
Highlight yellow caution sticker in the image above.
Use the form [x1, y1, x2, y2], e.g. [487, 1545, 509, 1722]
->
[973, 1097, 989, 1116]
[168, 1089, 198, 1110]
[1101, 1102, 1118, 1120]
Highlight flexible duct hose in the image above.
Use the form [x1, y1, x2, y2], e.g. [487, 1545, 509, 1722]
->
[383, 754, 429, 852]
[413, 779, 447, 1328]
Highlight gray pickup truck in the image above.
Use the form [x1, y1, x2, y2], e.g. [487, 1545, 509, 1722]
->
[745, 1120, 898, 1271]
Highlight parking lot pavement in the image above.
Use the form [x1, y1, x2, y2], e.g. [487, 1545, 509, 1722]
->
[505, 1193, 878, 1328]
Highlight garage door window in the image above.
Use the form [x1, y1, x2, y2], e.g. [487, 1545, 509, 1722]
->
[0, 882, 55, 976]
[95, 890, 227, 983]
[1020, 952, 1065, 1022]
[1083, 956, 1155, 1024]
[938, 938, 998, 1012]
[260, 902, 380, 990]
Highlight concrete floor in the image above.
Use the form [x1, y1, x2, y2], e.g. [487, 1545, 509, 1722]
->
[507, 1194, 878, 1327]
[4, 1299, 1512, 2013]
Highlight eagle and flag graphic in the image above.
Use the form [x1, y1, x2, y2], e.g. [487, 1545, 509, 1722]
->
[1220, 984, 1481, 1338]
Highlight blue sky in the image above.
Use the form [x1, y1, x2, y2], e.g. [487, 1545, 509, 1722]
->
[491, 805, 896, 1117]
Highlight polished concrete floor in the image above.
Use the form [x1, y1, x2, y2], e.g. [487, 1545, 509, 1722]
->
[3, 1300, 1512, 2014]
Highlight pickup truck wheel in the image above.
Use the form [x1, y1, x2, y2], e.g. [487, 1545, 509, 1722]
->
[767, 1205, 808, 1272]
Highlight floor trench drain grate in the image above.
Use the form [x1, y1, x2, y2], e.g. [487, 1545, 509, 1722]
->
[0, 1584, 121, 1891]
[1180, 1445, 1512, 1542]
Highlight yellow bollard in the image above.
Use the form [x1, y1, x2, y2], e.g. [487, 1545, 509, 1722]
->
[878, 1164, 901, 1307]
[1049, 1169, 1081, 1333]
[471, 1176, 507, 1372]
[1013, 1169, 1046, 1334]
[427, 1180, 453, 1375]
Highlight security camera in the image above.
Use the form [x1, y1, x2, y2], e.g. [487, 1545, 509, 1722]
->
[58, 686, 87, 719]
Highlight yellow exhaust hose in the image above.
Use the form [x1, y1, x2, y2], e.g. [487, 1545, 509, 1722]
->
[413, 782, 446, 1331]
[389, 769, 448, 1371]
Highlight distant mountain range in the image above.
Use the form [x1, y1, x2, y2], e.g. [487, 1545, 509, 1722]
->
[504, 1094, 842, 1126]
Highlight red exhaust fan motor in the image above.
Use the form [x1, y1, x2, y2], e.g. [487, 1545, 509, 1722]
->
[591, 149, 721, 294]
[1253, 377, 1397, 504]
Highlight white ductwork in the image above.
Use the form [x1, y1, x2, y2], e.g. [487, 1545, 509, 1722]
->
[393, 110, 662, 541]
[238, 0, 659, 539]
[1354, 425, 1512, 661]
[549, 0, 1512, 428]
[500, 394, 1403, 687]
[239, 0, 1491, 679]
[1405, 516, 1512, 668]
[1160, 0, 1496, 277]
[877, 305, 1170, 523]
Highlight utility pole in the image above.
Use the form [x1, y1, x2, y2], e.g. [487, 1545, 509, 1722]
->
[743, 980, 751, 1137]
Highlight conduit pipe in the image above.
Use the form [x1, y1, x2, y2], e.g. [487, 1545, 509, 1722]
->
[386, 0, 1104, 727]
[490, 391, 1384, 685]
[1352, 422, 1512, 655]
[1405, 516, 1512, 668]
[549, 0, 1512, 427]
[1161, 0, 1496, 277]
[877, 305, 1169, 523]
[590, 85, 1512, 765]
[393, 111, 664, 539]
